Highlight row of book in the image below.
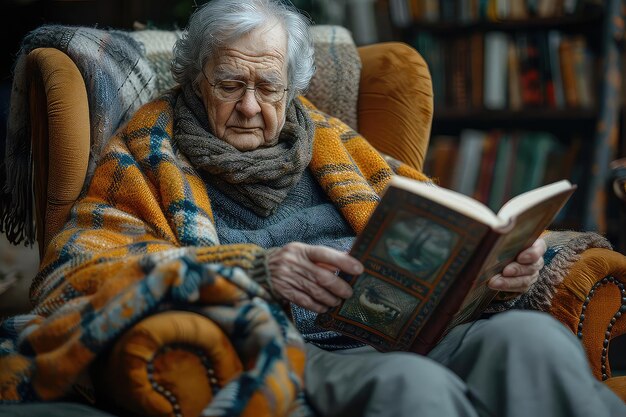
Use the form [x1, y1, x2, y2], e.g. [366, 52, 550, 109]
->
[412, 30, 595, 110]
[390, 0, 600, 26]
[423, 129, 584, 216]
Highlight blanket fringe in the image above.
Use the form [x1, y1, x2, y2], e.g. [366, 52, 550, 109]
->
[2, 51, 35, 247]
[2, 25, 157, 247]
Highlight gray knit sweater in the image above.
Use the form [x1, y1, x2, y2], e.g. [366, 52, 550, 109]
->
[204, 169, 364, 350]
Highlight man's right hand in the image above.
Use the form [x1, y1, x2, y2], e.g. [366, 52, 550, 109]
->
[266, 242, 362, 313]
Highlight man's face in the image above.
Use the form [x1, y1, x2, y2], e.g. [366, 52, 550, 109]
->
[199, 24, 289, 151]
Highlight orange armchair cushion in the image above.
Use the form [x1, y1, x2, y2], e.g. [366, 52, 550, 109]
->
[357, 42, 433, 172]
[97, 311, 244, 417]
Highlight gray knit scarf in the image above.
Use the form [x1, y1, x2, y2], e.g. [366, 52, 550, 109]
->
[174, 84, 315, 217]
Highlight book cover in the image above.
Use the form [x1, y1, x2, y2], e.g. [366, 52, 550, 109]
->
[316, 177, 575, 354]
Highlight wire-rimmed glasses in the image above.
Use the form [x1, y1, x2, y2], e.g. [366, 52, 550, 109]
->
[205, 77, 289, 104]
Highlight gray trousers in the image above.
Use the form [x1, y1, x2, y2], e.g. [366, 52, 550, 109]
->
[305, 310, 626, 417]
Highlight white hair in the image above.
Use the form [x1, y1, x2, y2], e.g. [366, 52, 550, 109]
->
[171, 0, 315, 105]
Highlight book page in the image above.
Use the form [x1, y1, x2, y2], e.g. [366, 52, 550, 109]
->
[450, 180, 576, 327]
[391, 176, 502, 227]
[497, 179, 574, 223]
[485, 182, 574, 283]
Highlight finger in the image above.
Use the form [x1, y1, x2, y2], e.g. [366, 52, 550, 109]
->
[292, 267, 344, 307]
[284, 288, 331, 314]
[488, 273, 538, 292]
[304, 245, 363, 276]
[305, 282, 343, 308]
[297, 261, 353, 299]
[502, 257, 544, 277]
[517, 238, 547, 264]
[267, 244, 353, 300]
[269, 255, 348, 305]
[316, 262, 340, 273]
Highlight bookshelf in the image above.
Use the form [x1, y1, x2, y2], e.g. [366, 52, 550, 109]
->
[386, 0, 623, 232]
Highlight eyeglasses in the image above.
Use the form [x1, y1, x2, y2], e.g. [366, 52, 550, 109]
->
[205, 77, 289, 104]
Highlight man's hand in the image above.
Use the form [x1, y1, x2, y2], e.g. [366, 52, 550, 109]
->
[267, 242, 362, 313]
[487, 238, 547, 293]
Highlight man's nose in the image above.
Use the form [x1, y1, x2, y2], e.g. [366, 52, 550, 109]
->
[235, 88, 262, 117]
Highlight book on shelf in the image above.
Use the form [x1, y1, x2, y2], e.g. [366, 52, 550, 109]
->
[519, 32, 545, 107]
[473, 132, 499, 202]
[571, 35, 595, 108]
[539, 30, 557, 108]
[451, 129, 485, 195]
[558, 36, 580, 107]
[470, 32, 485, 108]
[427, 135, 458, 188]
[316, 176, 576, 354]
[483, 31, 508, 109]
[487, 132, 513, 209]
[507, 36, 523, 110]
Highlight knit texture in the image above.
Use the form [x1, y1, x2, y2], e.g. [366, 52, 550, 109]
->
[485, 230, 613, 314]
[517, 230, 612, 310]
[0, 90, 427, 415]
[175, 84, 314, 217]
[207, 168, 364, 349]
[305, 25, 361, 130]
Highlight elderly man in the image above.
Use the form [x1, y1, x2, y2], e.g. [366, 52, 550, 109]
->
[1, 0, 625, 416]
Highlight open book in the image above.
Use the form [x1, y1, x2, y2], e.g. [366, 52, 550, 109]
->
[316, 176, 576, 354]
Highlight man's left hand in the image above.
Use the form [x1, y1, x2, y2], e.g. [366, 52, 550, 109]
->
[487, 238, 547, 293]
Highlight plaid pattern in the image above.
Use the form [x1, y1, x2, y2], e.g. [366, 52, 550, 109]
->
[0, 91, 427, 414]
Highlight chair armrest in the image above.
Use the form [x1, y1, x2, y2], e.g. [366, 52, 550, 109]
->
[26, 47, 90, 257]
[357, 42, 433, 172]
[549, 248, 626, 382]
[94, 311, 244, 417]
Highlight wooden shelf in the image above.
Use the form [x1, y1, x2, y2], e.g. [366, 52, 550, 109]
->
[402, 9, 603, 36]
[434, 107, 597, 122]
[431, 108, 598, 133]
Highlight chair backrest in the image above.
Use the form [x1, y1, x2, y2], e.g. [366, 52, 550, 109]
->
[24, 26, 433, 257]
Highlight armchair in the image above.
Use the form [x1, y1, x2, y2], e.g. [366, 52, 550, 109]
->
[4, 24, 626, 416]
[610, 158, 626, 254]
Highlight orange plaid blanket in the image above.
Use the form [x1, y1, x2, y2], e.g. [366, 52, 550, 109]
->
[0, 91, 427, 415]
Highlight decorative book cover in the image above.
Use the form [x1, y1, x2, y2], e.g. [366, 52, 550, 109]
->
[316, 177, 575, 354]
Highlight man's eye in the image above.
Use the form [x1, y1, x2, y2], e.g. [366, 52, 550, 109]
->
[219, 82, 243, 92]
[257, 84, 279, 94]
